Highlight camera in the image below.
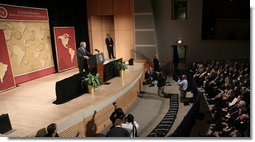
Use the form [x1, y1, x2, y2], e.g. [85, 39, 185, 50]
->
[113, 101, 118, 109]
[112, 101, 126, 116]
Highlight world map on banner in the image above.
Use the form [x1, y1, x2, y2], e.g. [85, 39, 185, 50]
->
[0, 21, 54, 76]
[58, 33, 75, 63]
[0, 62, 8, 83]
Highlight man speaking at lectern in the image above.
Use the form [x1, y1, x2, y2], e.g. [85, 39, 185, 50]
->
[77, 41, 92, 73]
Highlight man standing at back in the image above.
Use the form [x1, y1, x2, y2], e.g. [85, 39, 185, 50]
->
[77, 41, 91, 73]
[153, 54, 160, 72]
[178, 74, 188, 103]
[105, 33, 115, 59]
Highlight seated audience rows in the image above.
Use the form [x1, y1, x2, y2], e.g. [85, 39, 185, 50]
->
[188, 59, 250, 137]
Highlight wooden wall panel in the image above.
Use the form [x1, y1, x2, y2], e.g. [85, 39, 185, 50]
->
[115, 30, 133, 61]
[101, 16, 114, 31]
[87, 0, 134, 61]
[100, 0, 114, 15]
[88, 17, 93, 50]
[101, 16, 115, 59]
[113, 0, 133, 60]
[87, 0, 100, 16]
[114, 0, 131, 15]
[114, 15, 133, 30]
[90, 16, 103, 53]
[90, 16, 102, 31]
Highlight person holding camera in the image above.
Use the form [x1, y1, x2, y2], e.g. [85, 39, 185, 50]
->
[110, 102, 126, 127]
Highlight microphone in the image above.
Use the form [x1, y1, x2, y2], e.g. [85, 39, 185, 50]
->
[95, 49, 100, 53]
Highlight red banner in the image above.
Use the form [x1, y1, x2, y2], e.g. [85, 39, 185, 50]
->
[54, 27, 78, 72]
[0, 4, 48, 21]
[0, 30, 16, 92]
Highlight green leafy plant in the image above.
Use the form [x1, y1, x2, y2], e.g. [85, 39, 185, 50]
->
[115, 60, 128, 70]
[81, 73, 102, 88]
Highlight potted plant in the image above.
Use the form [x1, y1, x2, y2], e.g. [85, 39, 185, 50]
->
[115, 60, 128, 77]
[81, 73, 102, 94]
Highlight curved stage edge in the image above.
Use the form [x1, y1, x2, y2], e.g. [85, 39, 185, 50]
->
[56, 63, 144, 137]
[0, 62, 144, 137]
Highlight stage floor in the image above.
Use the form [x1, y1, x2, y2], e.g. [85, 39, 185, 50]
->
[0, 63, 143, 137]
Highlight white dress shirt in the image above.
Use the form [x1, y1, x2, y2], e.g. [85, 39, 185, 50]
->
[178, 79, 188, 91]
[122, 121, 139, 137]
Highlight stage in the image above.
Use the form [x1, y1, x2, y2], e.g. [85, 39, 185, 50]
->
[0, 62, 144, 137]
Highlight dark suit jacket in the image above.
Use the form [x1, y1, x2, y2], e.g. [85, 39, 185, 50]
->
[44, 132, 59, 137]
[157, 73, 166, 87]
[105, 37, 114, 48]
[77, 47, 90, 62]
[153, 57, 160, 72]
[77, 47, 90, 64]
[106, 127, 130, 137]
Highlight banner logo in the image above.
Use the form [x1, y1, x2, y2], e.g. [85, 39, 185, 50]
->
[0, 6, 8, 18]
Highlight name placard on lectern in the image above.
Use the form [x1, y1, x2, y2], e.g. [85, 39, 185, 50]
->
[87, 53, 105, 65]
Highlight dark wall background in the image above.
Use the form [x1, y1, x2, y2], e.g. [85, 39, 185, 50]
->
[0, 0, 90, 71]
[202, 0, 250, 40]
[151, 0, 249, 64]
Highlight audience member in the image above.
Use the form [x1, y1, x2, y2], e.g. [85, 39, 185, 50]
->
[122, 114, 139, 137]
[110, 102, 126, 126]
[153, 54, 160, 72]
[144, 66, 155, 86]
[45, 123, 59, 137]
[157, 71, 167, 97]
[106, 118, 130, 137]
[189, 59, 250, 137]
[177, 74, 188, 103]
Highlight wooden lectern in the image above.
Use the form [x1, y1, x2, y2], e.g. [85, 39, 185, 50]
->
[87, 53, 105, 81]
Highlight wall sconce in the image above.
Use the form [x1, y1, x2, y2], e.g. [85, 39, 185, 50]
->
[177, 39, 182, 44]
